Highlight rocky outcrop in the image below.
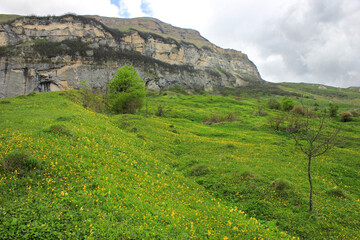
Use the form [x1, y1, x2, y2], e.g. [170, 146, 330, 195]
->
[0, 14, 263, 98]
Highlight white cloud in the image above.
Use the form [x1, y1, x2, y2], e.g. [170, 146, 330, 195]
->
[0, 0, 359, 87]
[0, 0, 119, 17]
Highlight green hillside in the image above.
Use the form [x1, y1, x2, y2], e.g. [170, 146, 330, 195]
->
[1, 86, 359, 239]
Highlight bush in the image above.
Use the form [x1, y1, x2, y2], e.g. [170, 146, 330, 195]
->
[329, 104, 339, 117]
[204, 112, 238, 125]
[108, 65, 147, 114]
[267, 98, 281, 110]
[339, 111, 353, 122]
[49, 124, 72, 136]
[1, 151, 40, 175]
[291, 105, 306, 115]
[281, 97, 294, 112]
[350, 109, 360, 117]
[271, 179, 293, 192]
[287, 114, 305, 132]
[268, 114, 286, 131]
[326, 187, 347, 198]
[79, 80, 107, 113]
[189, 165, 210, 176]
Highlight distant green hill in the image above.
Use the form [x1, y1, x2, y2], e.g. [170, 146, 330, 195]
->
[0, 84, 359, 239]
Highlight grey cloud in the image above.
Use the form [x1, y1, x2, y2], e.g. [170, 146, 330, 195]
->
[254, 0, 360, 87]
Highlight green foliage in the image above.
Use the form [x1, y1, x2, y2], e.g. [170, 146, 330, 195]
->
[32, 38, 90, 58]
[350, 109, 360, 117]
[339, 111, 353, 122]
[281, 97, 295, 111]
[326, 187, 347, 198]
[168, 85, 188, 95]
[189, 164, 210, 176]
[271, 179, 293, 192]
[329, 103, 339, 117]
[0, 85, 359, 239]
[0, 100, 11, 104]
[49, 124, 71, 136]
[108, 65, 147, 114]
[267, 98, 281, 110]
[1, 151, 40, 175]
[268, 113, 286, 131]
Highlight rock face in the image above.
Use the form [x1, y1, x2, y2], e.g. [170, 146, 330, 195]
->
[0, 14, 263, 98]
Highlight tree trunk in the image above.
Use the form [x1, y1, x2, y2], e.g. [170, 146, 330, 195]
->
[308, 155, 313, 213]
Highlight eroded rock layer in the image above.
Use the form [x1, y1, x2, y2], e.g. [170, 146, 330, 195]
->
[0, 14, 263, 98]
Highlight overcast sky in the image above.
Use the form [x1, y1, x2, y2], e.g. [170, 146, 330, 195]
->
[1, 0, 359, 88]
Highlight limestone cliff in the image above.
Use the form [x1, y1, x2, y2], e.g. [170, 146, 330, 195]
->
[0, 14, 263, 98]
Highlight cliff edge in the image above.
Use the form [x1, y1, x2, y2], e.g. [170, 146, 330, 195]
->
[0, 14, 263, 98]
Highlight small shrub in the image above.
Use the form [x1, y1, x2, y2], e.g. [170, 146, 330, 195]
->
[287, 114, 305, 132]
[129, 127, 138, 133]
[0, 100, 11, 104]
[49, 124, 71, 136]
[253, 109, 267, 116]
[137, 134, 145, 140]
[205, 114, 222, 125]
[240, 171, 256, 179]
[224, 143, 235, 149]
[169, 85, 188, 95]
[329, 104, 339, 117]
[1, 151, 40, 175]
[267, 98, 281, 110]
[189, 165, 210, 176]
[281, 97, 295, 112]
[268, 114, 286, 131]
[350, 109, 360, 117]
[291, 105, 306, 115]
[79, 80, 107, 113]
[339, 111, 353, 122]
[271, 179, 293, 192]
[27, 92, 36, 97]
[56, 116, 72, 121]
[204, 112, 238, 125]
[156, 105, 165, 117]
[326, 187, 347, 198]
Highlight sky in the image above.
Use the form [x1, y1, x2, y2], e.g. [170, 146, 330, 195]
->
[1, 0, 359, 88]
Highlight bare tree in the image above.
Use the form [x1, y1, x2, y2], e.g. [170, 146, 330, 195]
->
[288, 109, 340, 213]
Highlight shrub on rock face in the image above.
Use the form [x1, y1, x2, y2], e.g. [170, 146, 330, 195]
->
[339, 111, 353, 122]
[108, 65, 147, 114]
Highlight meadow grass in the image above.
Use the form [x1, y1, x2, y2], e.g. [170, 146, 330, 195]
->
[0, 88, 359, 239]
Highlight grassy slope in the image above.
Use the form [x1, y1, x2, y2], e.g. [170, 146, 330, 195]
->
[0, 92, 290, 239]
[1, 87, 359, 239]
[0, 14, 21, 24]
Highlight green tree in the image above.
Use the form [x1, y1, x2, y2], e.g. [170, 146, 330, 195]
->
[108, 65, 147, 114]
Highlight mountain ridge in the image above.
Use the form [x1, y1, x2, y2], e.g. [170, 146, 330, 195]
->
[0, 14, 262, 98]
